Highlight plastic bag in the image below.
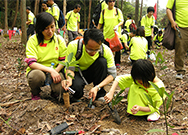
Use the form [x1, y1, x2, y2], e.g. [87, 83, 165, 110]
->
[106, 31, 123, 52]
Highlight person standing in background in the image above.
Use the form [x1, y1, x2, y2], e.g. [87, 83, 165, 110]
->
[26, 6, 35, 41]
[64, 4, 81, 43]
[166, 0, 188, 80]
[141, 7, 155, 58]
[97, 0, 124, 69]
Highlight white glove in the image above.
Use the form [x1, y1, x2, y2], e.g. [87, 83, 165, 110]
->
[113, 25, 119, 31]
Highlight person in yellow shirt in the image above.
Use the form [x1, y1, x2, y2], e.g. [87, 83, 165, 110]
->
[64, 4, 81, 43]
[46, 0, 60, 29]
[26, 6, 35, 41]
[141, 7, 155, 58]
[25, 12, 67, 100]
[42, 1, 51, 14]
[153, 30, 163, 48]
[97, 0, 124, 68]
[124, 15, 136, 33]
[61, 29, 116, 102]
[104, 59, 165, 122]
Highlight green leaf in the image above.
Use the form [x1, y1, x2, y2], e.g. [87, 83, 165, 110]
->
[59, 61, 67, 66]
[165, 90, 174, 111]
[6, 117, 12, 123]
[144, 93, 154, 107]
[67, 73, 74, 79]
[67, 52, 73, 63]
[168, 123, 175, 128]
[114, 96, 124, 105]
[115, 89, 124, 98]
[69, 61, 79, 67]
[146, 129, 165, 133]
[161, 66, 167, 70]
[149, 81, 164, 98]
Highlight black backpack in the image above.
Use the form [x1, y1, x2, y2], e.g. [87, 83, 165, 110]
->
[92, 0, 104, 27]
[52, 4, 65, 29]
[58, 10, 65, 28]
[76, 38, 104, 60]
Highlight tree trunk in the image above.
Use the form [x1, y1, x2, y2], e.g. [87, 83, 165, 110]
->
[135, 0, 139, 25]
[140, 0, 143, 20]
[121, 0, 123, 11]
[87, 0, 92, 29]
[63, 0, 66, 16]
[20, 0, 27, 45]
[4, 0, 8, 33]
[34, 0, 40, 15]
[11, 0, 19, 29]
[84, 0, 86, 29]
[116, 0, 119, 8]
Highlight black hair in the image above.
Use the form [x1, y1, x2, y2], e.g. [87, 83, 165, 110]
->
[74, 4, 81, 9]
[35, 12, 55, 44]
[84, 28, 104, 45]
[26, 6, 31, 10]
[131, 59, 156, 88]
[135, 27, 145, 37]
[158, 30, 162, 34]
[147, 6, 155, 13]
[127, 15, 132, 19]
[42, 0, 47, 4]
[105, 0, 116, 3]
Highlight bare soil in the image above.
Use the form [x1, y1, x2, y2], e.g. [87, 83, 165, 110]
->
[0, 35, 188, 135]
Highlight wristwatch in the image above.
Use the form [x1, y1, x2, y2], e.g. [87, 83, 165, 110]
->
[96, 85, 101, 91]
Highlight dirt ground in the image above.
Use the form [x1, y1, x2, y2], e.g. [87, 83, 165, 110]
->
[0, 35, 188, 135]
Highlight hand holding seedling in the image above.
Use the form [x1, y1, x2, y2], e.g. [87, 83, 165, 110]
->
[88, 87, 98, 101]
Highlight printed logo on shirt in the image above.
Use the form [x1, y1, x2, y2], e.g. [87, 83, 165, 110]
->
[56, 47, 58, 50]
[39, 43, 47, 47]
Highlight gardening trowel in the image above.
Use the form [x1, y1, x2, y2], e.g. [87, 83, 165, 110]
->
[49, 122, 73, 135]
[88, 97, 95, 109]
[108, 102, 121, 124]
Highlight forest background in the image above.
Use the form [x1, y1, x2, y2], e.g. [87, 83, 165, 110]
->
[0, 0, 168, 44]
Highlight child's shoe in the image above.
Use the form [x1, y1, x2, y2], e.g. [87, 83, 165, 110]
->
[147, 112, 160, 121]
[31, 94, 41, 100]
[116, 64, 120, 69]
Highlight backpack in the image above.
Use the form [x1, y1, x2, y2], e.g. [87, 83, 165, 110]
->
[92, 0, 104, 27]
[76, 38, 104, 60]
[129, 20, 137, 32]
[52, 4, 65, 29]
[57, 10, 65, 28]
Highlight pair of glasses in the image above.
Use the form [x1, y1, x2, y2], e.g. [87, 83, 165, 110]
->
[85, 47, 100, 53]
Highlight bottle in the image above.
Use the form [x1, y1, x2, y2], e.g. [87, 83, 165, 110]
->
[45, 62, 54, 86]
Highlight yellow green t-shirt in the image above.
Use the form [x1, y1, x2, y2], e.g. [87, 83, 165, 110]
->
[116, 74, 165, 116]
[153, 34, 163, 42]
[66, 40, 115, 72]
[141, 15, 155, 36]
[28, 11, 35, 25]
[26, 34, 67, 75]
[101, 0, 108, 11]
[120, 33, 127, 43]
[124, 19, 135, 32]
[51, 3, 60, 29]
[99, 7, 124, 39]
[45, 7, 52, 14]
[166, 0, 188, 28]
[65, 10, 80, 31]
[129, 36, 148, 60]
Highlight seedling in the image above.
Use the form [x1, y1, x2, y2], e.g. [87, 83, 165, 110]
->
[145, 82, 175, 135]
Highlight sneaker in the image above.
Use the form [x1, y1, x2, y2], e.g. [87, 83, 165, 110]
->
[176, 73, 183, 80]
[31, 94, 41, 100]
[116, 64, 120, 69]
[147, 112, 160, 121]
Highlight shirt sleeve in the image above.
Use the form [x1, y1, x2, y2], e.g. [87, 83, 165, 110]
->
[115, 74, 133, 90]
[26, 35, 38, 60]
[57, 35, 67, 61]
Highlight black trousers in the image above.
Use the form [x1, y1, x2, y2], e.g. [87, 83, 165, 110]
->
[104, 40, 121, 64]
[146, 36, 152, 55]
[27, 24, 35, 40]
[69, 57, 108, 99]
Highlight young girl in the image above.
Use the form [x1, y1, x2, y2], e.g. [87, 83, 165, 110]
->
[104, 59, 165, 121]
[25, 12, 67, 100]
[129, 27, 148, 64]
